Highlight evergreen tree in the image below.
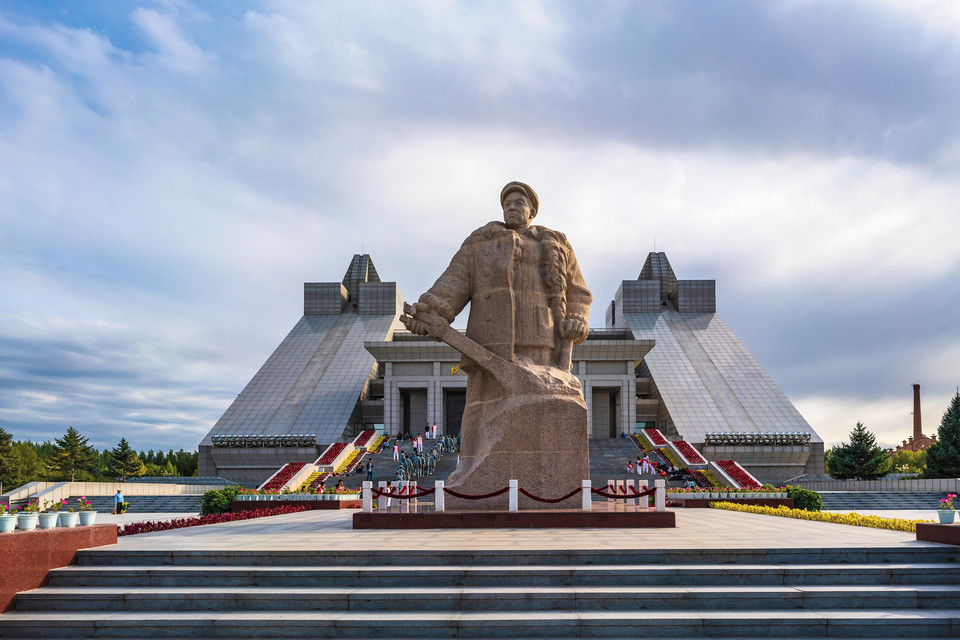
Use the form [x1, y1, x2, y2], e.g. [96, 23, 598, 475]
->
[0, 427, 18, 493]
[12, 442, 45, 485]
[50, 427, 97, 481]
[827, 422, 892, 480]
[924, 391, 960, 478]
[110, 438, 144, 480]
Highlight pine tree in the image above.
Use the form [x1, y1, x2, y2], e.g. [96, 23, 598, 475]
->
[49, 427, 97, 482]
[110, 438, 144, 481]
[827, 422, 892, 480]
[924, 391, 960, 479]
[0, 427, 18, 493]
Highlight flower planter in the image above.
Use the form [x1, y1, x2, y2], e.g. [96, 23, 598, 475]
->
[17, 513, 39, 531]
[78, 511, 98, 526]
[58, 511, 79, 527]
[937, 510, 957, 524]
[37, 513, 60, 529]
[0, 514, 16, 533]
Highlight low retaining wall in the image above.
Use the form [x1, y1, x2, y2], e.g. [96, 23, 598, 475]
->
[916, 523, 960, 546]
[0, 524, 117, 612]
[232, 499, 361, 512]
[670, 498, 795, 509]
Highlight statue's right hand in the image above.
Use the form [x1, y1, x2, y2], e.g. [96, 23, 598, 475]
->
[401, 301, 432, 335]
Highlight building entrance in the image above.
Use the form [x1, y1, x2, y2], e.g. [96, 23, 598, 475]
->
[591, 387, 621, 438]
[444, 388, 466, 436]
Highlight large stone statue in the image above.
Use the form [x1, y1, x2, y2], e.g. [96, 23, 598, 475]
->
[403, 181, 592, 509]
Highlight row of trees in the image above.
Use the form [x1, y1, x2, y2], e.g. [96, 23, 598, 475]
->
[0, 426, 198, 492]
[827, 391, 960, 480]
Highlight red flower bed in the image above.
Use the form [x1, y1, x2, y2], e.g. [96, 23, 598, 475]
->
[672, 440, 706, 464]
[716, 460, 762, 489]
[316, 442, 347, 465]
[341, 450, 367, 474]
[260, 462, 306, 491]
[353, 430, 375, 447]
[118, 505, 308, 536]
[644, 428, 668, 446]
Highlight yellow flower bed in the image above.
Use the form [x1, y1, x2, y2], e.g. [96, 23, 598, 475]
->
[709, 501, 933, 533]
[335, 450, 361, 474]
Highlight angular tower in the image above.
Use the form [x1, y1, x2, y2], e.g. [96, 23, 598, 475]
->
[607, 252, 824, 482]
[199, 255, 403, 484]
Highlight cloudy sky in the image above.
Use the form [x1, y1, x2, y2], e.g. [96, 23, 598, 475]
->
[2, 0, 959, 453]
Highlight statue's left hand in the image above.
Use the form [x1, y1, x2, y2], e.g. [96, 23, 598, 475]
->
[558, 318, 588, 342]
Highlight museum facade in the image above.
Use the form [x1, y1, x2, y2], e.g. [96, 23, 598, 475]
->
[199, 253, 823, 485]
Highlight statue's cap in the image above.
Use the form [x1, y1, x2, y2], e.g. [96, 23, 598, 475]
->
[500, 181, 539, 213]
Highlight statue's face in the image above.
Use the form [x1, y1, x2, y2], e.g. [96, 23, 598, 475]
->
[502, 190, 535, 229]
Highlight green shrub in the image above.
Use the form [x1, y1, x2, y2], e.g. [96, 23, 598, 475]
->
[199, 486, 238, 516]
[785, 485, 822, 511]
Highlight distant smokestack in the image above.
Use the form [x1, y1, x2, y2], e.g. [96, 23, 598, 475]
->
[913, 383, 922, 440]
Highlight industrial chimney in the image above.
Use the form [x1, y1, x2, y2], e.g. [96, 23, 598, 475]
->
[913, 383, 922, 441]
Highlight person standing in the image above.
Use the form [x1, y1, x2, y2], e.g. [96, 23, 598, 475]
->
[113, 487, 124, 515]
[392, 439, 400, 461]
[366, 458, 374, 481]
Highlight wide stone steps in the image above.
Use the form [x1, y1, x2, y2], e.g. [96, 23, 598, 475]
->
[2, 547, 957, 638]
[819, 492, 944, 510]
[16, 585, 960, 612]
[1, 610, 958, 638]
[42, 563, 960, 588]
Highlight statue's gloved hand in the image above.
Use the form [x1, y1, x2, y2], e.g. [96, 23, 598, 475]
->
[558, 318, 588, 342]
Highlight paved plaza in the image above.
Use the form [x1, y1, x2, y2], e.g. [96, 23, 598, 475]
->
[100, 507, 938, 551]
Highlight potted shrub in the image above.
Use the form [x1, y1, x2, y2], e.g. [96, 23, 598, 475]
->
[17, 501, 40, 531]
[937, 493, 957, 524]
[0, 502, 16, 533]
[77, 496, 97, 525]
[38, 500, 61, 529]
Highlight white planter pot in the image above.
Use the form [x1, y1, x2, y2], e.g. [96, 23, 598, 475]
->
[58, 512, 79, 527]
[17, 513, 39, 531]
[37, 513, 59, 529]
[0, 514, 16, 533]
[937, 510, 957, 524]
[78, 511, 97, 526]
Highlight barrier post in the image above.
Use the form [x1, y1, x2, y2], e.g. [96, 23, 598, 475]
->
[509, 479, 518, 512]
[377, 481, 387, 510]
[655, 479, 665, 512]
[401, 482, 410, 513]
[640, 480, 649, 510]
[362, 481, 372, 512]
[582, 480, 591, 512]
[626, 479, 635, 507]
[410, 480, 418, 509]
[435, 480, 444, 512]
[607, 479, 615, 503]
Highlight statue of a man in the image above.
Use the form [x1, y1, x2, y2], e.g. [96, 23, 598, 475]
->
[402, 182, 593, 510]
[406, 181, 592, 371]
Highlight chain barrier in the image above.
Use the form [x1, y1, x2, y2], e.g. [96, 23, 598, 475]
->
[372, 487, 436, 500]
[516, 487, 581, 504]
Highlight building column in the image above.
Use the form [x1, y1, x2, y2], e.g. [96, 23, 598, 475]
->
[583, 380, 593, 437]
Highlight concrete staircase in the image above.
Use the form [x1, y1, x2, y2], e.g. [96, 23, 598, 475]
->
[67, 495, 202, 514]
[4, 546, 958, 638]
[819, 491, 945, 511]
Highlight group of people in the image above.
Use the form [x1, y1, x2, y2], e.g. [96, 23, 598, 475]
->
[626, 454, 681, 478]
[394, 434, 460, 482]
